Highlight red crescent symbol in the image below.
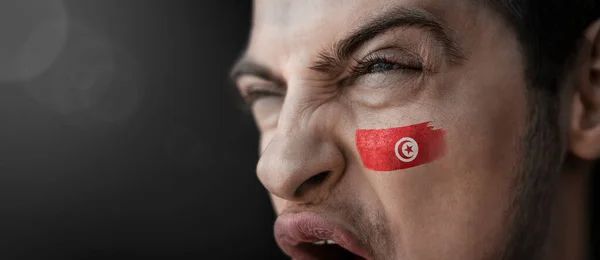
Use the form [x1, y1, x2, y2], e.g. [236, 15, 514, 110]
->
[398, 140, 412, 159]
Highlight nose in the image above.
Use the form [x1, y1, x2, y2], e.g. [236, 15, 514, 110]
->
[257, 131, 345, 202]
[256, 103, 345, 203]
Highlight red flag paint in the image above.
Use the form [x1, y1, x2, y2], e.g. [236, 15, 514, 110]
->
[356, 122, 446, 171]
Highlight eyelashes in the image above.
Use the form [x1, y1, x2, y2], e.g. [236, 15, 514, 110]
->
[347, 51, 424, 79]
[240, 51, 426, 106]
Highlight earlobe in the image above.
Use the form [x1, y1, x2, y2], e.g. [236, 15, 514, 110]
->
[569, 91, 599, 159]
[569, 19, 600, 160]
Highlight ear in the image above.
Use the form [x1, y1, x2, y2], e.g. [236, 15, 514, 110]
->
[570, 19, 600, 160]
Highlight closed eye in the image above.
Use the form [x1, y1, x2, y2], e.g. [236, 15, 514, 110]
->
[367, 60, 422, 73]
[348, 51, 424, 78]
[242, 85, 286, 106]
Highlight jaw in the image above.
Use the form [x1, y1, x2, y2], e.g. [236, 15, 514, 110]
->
[539, 163, 590, 260]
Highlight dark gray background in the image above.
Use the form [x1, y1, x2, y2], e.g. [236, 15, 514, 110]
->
[0, 1, 284, 259]
[0, 1, 595, 259]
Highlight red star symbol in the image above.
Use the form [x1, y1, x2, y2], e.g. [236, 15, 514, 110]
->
[404, 145, 414, 155]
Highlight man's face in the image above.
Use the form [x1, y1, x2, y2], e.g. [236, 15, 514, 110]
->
[233, 0, 561, 259]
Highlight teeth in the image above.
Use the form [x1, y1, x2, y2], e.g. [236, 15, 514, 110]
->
[311, 240, 336, 245]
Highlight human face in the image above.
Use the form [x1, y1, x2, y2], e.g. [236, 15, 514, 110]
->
[231, 0, 558, 259]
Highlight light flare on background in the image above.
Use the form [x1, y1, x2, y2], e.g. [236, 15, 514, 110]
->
[23, 21, 144, 129]
[0, 0, 68, 82]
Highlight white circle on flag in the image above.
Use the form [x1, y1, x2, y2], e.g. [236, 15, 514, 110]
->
[395, 137, 419, 163]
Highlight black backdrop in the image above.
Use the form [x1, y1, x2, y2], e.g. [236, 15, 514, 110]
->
[0, 1, 285, 259]
[0, 1, 596, 259]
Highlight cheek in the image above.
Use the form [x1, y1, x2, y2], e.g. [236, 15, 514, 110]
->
[259, 131, 275, 154]
[253, 98, 283, 132]
[270, 195, 287, 214]
[363, 75, 528, 257]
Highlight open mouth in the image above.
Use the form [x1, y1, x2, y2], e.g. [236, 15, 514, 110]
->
[294, 239, 366, 259]
[274, 212, 371, 260]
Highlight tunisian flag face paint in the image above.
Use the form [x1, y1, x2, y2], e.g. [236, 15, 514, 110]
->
[356, 122, 447, 171]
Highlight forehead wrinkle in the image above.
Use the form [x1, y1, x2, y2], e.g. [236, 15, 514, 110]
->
[250, 0, 475, 80]
[254, 0, 348, 29]
[254, 0, 363, 34]
[250, 1, 356, 79]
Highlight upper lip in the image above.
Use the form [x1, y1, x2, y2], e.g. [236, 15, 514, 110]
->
[274, 212, 372, 260]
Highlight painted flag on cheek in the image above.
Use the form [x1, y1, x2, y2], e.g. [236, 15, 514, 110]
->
[356, 122, 447, 171]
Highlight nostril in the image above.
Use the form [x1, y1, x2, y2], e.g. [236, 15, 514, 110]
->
[294, 171, 331, 197]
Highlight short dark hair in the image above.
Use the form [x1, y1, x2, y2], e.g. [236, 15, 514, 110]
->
[486, 3, 599, 258]
[488, 0, 599, 93]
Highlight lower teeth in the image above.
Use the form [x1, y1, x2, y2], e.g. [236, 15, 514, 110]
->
[312, 240, 336, 245]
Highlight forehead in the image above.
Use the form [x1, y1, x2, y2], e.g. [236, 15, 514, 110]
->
[248, 0, 482, 71]
[253, 0, 358, 27]
[253, 0, 469, 24]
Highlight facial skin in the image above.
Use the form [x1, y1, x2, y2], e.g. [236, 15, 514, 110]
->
[231, 0, 600, 259]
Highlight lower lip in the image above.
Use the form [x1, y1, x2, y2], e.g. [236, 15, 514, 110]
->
[274, 212, 371, 259]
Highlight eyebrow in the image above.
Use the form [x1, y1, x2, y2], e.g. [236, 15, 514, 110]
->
[312, 6, 465, 73]
[229, 58, 285, 86]
[229, 5, 465, 83]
